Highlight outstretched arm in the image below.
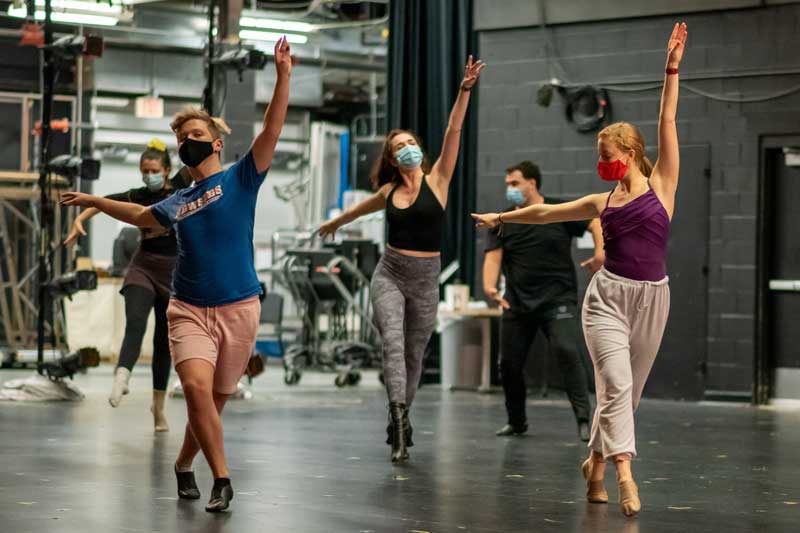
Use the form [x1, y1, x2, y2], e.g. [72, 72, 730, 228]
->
[472, 194, 605, 229]
[429, 55, 485, 189]
[318, 186, 389, 237]
[61, 192, 160, 228]
[251, 36, 292, 174]
[651, 22, 687, 201]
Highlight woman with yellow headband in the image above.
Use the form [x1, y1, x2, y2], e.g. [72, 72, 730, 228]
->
[65, 139, 187, 432]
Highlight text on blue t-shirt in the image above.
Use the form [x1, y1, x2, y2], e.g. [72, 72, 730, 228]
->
[150, 151, 267, 307]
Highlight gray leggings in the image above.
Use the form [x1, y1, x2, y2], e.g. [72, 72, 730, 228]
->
[371, 248, 440, 405]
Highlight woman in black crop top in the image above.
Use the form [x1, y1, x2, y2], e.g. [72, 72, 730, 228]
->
[65, 140, 185, 433]
[320, 55, 485, 463]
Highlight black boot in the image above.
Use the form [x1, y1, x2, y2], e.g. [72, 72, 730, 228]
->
[403, 405, 414, 448]
[386, 405, 414, 448]
[388, 402, 408, 463]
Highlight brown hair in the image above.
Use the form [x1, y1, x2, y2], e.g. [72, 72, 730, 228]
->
[139, 138, 171, 172]
[370, 129, 431, 190]
[169, 107, 232, 140]
[597, 122, 653, 177]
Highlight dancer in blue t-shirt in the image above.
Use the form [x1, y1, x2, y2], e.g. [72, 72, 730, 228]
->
[63, 36, 293, 514]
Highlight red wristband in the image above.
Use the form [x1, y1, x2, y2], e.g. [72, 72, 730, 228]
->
[666, 67, 679, 75]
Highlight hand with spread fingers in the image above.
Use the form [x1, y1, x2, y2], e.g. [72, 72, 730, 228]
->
[61, 191, 96, 208]
[460, 54, 486, 90]
[318, 220, 339, 239]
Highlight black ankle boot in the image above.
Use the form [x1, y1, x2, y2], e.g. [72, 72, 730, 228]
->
[403, 406, 413, 448]
[388, 402, 408, 463]
[386, 405, 414, 448]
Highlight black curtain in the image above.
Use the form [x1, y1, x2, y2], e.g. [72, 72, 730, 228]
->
[388, 0, 478, 290]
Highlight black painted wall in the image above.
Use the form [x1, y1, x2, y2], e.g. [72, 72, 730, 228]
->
[474, 5, 800, 400]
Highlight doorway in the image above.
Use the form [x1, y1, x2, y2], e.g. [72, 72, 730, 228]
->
[757, 136, 800, 402]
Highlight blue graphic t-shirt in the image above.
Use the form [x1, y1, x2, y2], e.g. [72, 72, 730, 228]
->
[150, 151, 267, 307]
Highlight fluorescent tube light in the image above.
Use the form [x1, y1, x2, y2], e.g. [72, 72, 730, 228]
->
[239, 16, 313, 33]
[239, 30, 308, 44]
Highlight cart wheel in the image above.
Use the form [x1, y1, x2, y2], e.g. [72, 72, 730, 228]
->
[347, 371, 361, 386]
[284, 370, 301, 386]
[334, 374, 347, 388]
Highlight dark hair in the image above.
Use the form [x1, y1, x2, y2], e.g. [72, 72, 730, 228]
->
[506, 160, 541, 189]
[140, 138, 171, 172]
[370, 128, 431, 190]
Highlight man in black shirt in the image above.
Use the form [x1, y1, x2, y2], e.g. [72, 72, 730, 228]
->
[483, 161, 604, 441]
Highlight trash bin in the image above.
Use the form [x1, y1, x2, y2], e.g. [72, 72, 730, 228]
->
[440, 317, 484, 390]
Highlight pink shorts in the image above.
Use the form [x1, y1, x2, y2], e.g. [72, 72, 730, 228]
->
[166, 296, 260, 395]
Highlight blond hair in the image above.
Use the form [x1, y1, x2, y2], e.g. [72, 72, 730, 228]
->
[169, 107, 232, 140]
[597, 122, 653, 177]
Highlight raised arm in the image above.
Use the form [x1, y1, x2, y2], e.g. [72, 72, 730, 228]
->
[318, 186, 389, 238]
[651, 22, 687, 200]
[62, 192, 160, 228]
[251, 37, 292, 174]
[429, 55, 485, 188]
[472, 194, 605, 229]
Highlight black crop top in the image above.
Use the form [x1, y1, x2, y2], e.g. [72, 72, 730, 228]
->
[385, 176, 445, 252]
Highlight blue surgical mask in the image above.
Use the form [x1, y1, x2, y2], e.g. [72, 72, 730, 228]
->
[142, 172, 164, 191]
[395, 145, 424, 169]
[506, 187, 526, 206]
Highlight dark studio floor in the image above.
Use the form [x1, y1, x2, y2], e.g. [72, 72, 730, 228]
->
[0, 365, 798, 533]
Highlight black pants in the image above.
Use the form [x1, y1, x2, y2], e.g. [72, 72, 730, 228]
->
[117, 285, 171, 391]
[500, 304, 591, 426]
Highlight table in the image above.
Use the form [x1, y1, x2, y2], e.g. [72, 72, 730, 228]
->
[438, 307, 502, 392]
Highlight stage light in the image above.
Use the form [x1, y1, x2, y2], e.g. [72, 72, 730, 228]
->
[213, 48, 269, 71]
[48, 270, 97, 299]
[48, 155, 101, 182]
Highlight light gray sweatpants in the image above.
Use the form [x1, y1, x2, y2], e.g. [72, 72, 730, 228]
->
[581, 267, 670, 459]
[370, 248, 440, 406]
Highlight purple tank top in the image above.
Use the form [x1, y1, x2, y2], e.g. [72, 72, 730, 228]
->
[600, 184, 670, 282]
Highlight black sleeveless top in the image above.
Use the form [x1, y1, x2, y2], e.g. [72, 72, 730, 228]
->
[385, 176, 445, 252]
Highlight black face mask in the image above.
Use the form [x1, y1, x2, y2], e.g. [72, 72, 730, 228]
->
[179, 138, 215, 168]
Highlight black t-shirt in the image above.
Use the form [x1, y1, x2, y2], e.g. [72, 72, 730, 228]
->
[105, 178, 185, 256]
[485, 197, 590, 314]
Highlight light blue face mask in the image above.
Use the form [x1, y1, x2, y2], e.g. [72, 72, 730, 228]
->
[506, 187, 526, 206]
[142, 172, 165, 191]
[395, 145, 424, 169]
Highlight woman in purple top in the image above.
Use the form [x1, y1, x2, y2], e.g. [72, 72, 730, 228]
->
[473, 23, 688, 517]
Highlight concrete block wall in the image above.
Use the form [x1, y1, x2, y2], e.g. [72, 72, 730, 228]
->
[475, 5, 800, 398]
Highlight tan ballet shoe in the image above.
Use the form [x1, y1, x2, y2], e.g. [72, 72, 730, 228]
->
[618, 479, 641, 516]
[581, 457, 608, 504]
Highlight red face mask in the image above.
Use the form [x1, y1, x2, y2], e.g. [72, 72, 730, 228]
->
[597, 159, 628, 181]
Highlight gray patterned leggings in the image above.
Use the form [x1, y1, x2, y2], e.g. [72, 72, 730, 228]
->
[370, 248, 440, 405]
